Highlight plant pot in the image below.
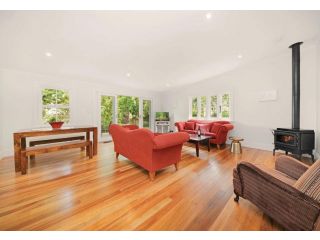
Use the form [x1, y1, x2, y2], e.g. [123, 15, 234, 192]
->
[49, 121, 64, 129]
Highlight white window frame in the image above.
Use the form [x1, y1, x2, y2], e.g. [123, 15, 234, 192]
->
[38, 86, 72, 127]
[188, 92, 233, 121]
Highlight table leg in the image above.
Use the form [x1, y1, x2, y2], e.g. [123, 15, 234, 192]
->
[93, 127, 98, 155]
[196, 142, 199, 157]
[14, 134, 21, 172]
[86, 131, 90, 157]
[207, 139, 210, 152]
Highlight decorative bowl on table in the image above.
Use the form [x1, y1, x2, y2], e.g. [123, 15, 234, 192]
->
[49, 121, 64, 129]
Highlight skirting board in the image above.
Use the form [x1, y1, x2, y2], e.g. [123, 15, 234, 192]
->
[0, 148, 13, 160]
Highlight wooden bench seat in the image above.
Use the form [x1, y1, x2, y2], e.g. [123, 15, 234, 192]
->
[29, 136, 86, 160]
[20, 140, 92, 174]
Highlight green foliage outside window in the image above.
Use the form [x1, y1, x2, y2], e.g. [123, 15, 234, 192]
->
[222, 93, 230, 118]
[192, 97, 198, 117]
[117, 95, 139, 125]
[42, 88, 70, 123]
[210, 96, 217, 118]
[143, 100, 151, 128]
[200, 96, 206, 118]
[101, 96, 114, 133]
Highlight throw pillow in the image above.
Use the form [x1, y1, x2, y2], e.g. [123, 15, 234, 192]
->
[185, 122, 195, 130]
[211, 123, 222, 134]
[294, 160, 320, 202]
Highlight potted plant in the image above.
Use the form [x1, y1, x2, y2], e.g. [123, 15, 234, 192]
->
[48, 113, 64, 129]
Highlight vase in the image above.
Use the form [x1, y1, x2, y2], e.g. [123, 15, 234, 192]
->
[49, 121, 64, 129]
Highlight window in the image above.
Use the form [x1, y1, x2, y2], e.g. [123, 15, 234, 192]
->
[189, 93, 232, 120]
[101, 95, 114, 134]
[42, 88, 70, 123]
[221, 93, 231, 119]
[117, 95, 139, 125]
[143, 99, 151, 128]
[200, 96, 206, 118]
[191, 97, 198, 117]
[210, 95, 218, 118]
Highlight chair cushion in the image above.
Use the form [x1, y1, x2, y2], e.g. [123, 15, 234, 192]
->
[185, 122, 195, 130]
[211, 123, 222, 134]
[183, 129, 196, 134]
[294, 160, 320, 202]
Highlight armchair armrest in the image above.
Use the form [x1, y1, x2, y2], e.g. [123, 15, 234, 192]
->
[275, 155, 309, 180]
[153, 132, 189, 150]
[175, 122, 185, 132]
[237, 162, 319, 206]
[221, 124, 234, 131]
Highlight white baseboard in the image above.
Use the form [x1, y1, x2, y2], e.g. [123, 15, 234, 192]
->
[0, 148, 13, 160]
[240, 141, 274, 152]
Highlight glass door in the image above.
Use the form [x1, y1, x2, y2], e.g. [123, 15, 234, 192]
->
[142, 99, 151, 129]
[117, 95, 139, 125]
[100, 95, 115, 140]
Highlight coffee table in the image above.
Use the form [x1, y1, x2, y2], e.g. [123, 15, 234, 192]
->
[188, 134, 212, 157]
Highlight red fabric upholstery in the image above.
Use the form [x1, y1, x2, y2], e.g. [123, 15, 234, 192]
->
[175, 120, 234, 146]
[185, 122, 195, 130]
[211, 123, 222, 134]
[109, 124, 190, 174]
[196, 123, 211, 133]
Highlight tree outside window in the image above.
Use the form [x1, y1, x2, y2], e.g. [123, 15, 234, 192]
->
[200, 96, 206, 118]
[221, 93, 231, 118]
[210, 95, 218, 118]
[192, 97, 198, 117]
[42, 88, 70, 123]
[101, 96, 114, 133]
[117, 96, 139, 125]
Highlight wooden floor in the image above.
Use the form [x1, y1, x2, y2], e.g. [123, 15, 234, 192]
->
[1, 142, 309, 230]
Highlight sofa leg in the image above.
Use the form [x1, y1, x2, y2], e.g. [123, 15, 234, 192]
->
[217, 144, 221, 150]
[174, 163, 179, 171]
[149, 171, 156, 181]
[234, 193, 240, 202]
[115, 152, 119, 160]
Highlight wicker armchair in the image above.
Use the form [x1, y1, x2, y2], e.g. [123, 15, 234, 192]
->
[233, 155, 320, 230]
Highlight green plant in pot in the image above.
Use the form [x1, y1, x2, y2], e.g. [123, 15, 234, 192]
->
[48, 113, 64, 129]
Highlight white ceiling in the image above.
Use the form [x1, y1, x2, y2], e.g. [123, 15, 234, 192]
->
[0, 11, 320, 91]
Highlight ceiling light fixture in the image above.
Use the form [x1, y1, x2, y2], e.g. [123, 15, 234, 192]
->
[126, 72, 131, 77]
[45, 52, 52, 57]
[206, 13, 212, 20]
[237, 54, 243, 59]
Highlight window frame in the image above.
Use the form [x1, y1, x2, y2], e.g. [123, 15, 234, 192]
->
[189, 92, 233, 121]
[40, 86, 72, 126]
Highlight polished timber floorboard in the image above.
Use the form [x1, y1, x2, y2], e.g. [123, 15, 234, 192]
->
[0, 142, 304, 230]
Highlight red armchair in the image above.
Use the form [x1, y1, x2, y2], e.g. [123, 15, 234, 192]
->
[109, 124, 189, 180]
[175, 120, 234, 149]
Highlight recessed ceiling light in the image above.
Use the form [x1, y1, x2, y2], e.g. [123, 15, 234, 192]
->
[206, 13, 212, 20]
[45, 52, 52, 57]
[237, 54, 243, 59]
[126, 72, 131, 77]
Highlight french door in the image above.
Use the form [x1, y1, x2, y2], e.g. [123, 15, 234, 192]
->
[98, 93, 152, 141]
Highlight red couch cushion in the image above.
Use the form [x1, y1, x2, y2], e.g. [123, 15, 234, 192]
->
[196, 123, 212, 133]
[185, 122, 195, 130]
[204, 132, 217, 138]
[211, 123, 222, 134]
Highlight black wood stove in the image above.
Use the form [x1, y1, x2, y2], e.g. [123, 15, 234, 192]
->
[273, 42, 315, 161]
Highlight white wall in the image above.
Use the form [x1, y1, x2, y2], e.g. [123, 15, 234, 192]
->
[316, 41, 320, 158]
[160, 43, 318, 153]
[0, 68, 161, 158]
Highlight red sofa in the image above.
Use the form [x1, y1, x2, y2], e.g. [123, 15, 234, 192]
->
[109, 124, 189, 180]
[175, 119, 234, 149]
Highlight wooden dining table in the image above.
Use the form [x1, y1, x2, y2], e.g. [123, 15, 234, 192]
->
[13, 126, 98, 172]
